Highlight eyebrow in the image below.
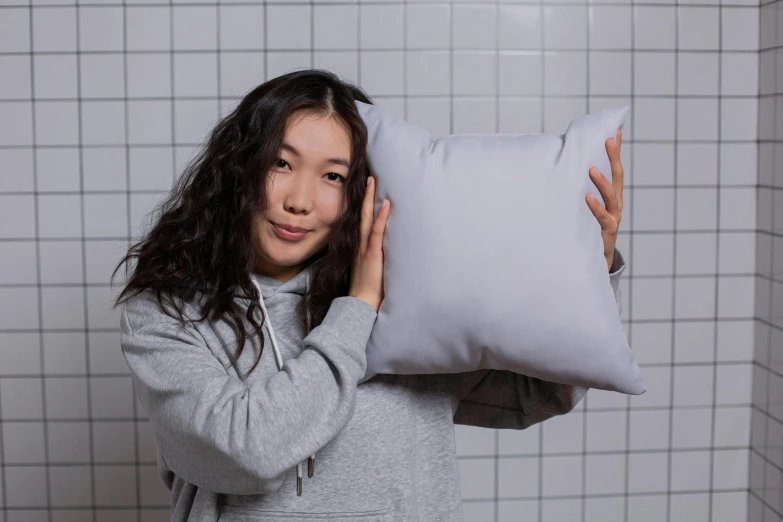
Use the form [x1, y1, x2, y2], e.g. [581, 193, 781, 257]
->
[280, 142, 351, 169]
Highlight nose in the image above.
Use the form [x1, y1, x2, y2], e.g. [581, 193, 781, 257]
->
[283, 172, 314, 215]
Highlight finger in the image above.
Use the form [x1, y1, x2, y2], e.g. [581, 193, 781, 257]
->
[585, 193, 617, 233]
[605, 136, 624, 212]
[359, 176, 375, 251]
[589, 167, 620, 216]
[367, 199, 390, 255]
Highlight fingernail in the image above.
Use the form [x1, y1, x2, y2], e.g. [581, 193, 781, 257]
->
[367, 176, 371, 186]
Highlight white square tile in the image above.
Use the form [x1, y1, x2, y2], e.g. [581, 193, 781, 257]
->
[174, 52, 218, 97]
[585, 498, 624, 522]
[0, 195, 36, 239]
[712, 492, 750, 522]
[718, 277, 755, 318]
[267, 5, 311, 50]
[630, 234, 673, 278]
[498, 423, 540, 455]
[634, 97, 675, 140]
[360, 5, 403, 49]
[41, 287, 85, 329]
[722, 7, 760, 51]
[671, 450, 711, 491]
[0, 242, 37, 285]
[677, 233, 717, 275]
[589, 6, 631, 49]
[498, 5, 541, 50]
[632, 187, 674, 231]
[79, 6, 123, 51]
[678, 7, 719, 50]
[542, 456, 582, 496]
[0, 334, 41, 379]
[629, 409, 669, 450]
[634, 52, 675, 95]
[498, 457, 539, 497]
[498, 98, 542, 134]
[719, 187, 756, 230]
[544, 6, 587, 50]
[677, 187, 718, 230]
[677, 143, 718, 186]
[670, 493, 709, 522]
[80, 54, 125, 98]
[81, 101, 126, 146]
[499, 52, 541, 96]
[82, 147, 127, 192]
[126, 6, 170, 51]
[721, 52, 759, 96]
[406, 5, 450, 49]
[628, 322, 673, 365]
[0, 56, 32, 99]
[589, 51, 631, 95]
[453, 52, 496, 95]
[542, 411, 583, 453]
[632, 366, 672, 410]
[721, 98, 758, 141]
[635, 7, 676, 50]
[541, 499, 581, 522]
[586, 410, 627, 451]
[86, 285, 123, 330]
[92, 421, 136, 463]
[628, 452, 668, 493]
[219, 5, 264, 51]
[404, 51, 447, 96]
[220, 52, 264, 98]
[39, 241, 83, 284]
[314, 5, 357, 50]
[4, 466, 47, 507]
[720, 143, 757, 185]
[544, 51, 586, 95]
[83, 194, 128, 238]
[498, 501, 538, 522]
[678, 53, 719, 95]
[130, 191, 166, 239]
[675, 277, 716, 320]
[453, 98, 497, 133]
[174, 99, 218, 144]
[759, 51, 775, 95]
[714, 406, 751, 448]
[45, 377, 88, 419]
[173, 6, 217, 51]
[3, 422, 46, 464]
[585, 454, 625, 495]
[33, 7, 76, 52]
[673, 365, 715, 407]
[463, 502, 493, 522]
[405, 97, 450, 138]
[672, 407, 713, 448]
[677, 98, 719, 141]
[33, 55, 77, 99]
[91, 376, 134, 418]
[458, 458, 495, 500]
[674, 321, 715, 363]
[632, 143, 674, 186]
[716, 319, 754, 361]
[128, 100, 172, 145]
[36, 148, 80, 192]
[454, 424, 496, 457]
[0, 8, 30, 53]
[454, 5, 496, 50]
[47, 422, 90, 463]
[631, 276, 675, 321]
[127, 54, 171, 97]
[38, 195, 81, 238]
[85, 241, 128, 287]
[95, 466, 137, 506]
[129, 147, 174, 191]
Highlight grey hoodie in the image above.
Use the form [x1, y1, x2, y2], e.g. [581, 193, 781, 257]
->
[119, 248, 627, 522]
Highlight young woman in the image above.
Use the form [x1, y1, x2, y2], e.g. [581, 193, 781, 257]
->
[113, 69, 627, 522]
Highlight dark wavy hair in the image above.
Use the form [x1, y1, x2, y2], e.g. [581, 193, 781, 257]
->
[111, 69, 374, 377]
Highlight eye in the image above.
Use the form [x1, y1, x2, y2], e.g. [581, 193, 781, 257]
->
[324, 172, 346, 183]
[275, 159, 289, 169]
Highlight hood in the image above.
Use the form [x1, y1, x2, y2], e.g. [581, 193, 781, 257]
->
[248, 263, 316, 497]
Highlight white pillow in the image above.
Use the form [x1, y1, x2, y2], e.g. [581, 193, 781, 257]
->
[355, 101, 645, 395]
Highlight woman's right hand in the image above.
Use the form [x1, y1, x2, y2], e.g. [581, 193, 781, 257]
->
[349, 175, 390, 313]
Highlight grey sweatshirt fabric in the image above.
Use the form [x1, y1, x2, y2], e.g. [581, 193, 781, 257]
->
[119, 248, 627, 522]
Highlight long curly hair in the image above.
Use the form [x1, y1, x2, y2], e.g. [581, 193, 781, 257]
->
[111, 69, 374, 377]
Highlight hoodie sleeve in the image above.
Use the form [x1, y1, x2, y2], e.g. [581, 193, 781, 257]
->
[120, 293, 377, 495]
[451, 247, 627, 430]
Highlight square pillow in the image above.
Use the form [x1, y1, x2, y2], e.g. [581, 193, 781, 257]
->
[355, 101, 645, 395]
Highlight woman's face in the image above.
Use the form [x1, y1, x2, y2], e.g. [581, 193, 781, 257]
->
[252, 111, 353, 282]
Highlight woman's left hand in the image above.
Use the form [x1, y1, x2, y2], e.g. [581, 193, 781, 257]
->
[585, 128, 624, 272]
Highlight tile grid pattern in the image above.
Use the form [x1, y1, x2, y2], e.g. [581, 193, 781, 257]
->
[752, 0, 783, 520]
[0, 0, 764, 521]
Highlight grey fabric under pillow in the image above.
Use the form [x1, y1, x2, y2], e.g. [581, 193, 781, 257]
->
[355, 101, 645, 395]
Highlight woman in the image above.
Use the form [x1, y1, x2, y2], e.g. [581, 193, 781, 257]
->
[113, 69, 627, 522]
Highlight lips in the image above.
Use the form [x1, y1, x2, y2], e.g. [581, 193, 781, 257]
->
[272, 222, 310, 234]
[270, 221, 311, 241]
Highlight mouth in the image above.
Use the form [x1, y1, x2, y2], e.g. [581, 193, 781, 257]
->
[270, 221, 311, 241]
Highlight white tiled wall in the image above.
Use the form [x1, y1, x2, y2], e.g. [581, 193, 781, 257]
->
[752, 1, 783, 521]
[0, 0, 764, 520]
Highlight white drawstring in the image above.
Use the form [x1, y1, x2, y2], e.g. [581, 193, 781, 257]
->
[251, 270, 314, 496]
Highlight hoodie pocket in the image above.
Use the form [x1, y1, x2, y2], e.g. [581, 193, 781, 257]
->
[217, 505, 393, 522]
